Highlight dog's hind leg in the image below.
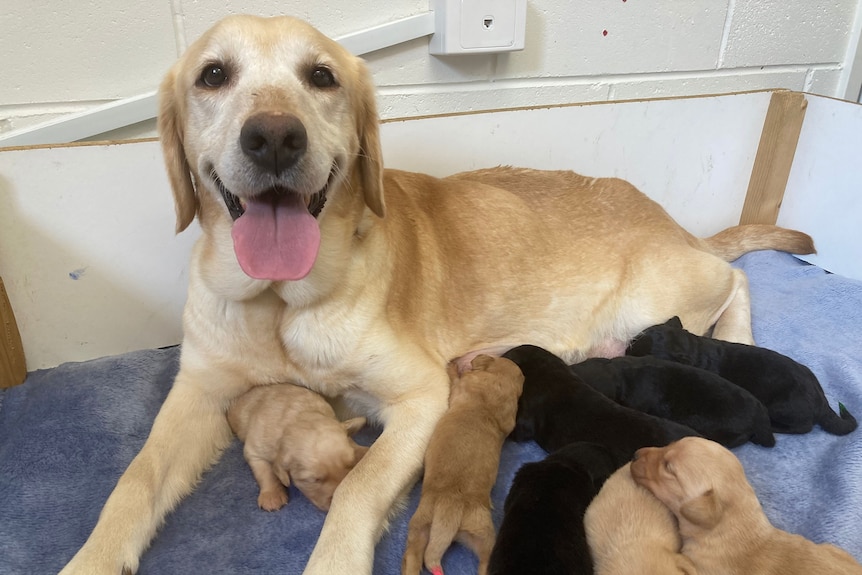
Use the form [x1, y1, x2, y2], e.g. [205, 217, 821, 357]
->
[423, 500, 464, 572]
[709, 268, 755, 345]
[59, 368, 238, 575]
[401, 500, 434, 575]
[456, 505, 496, 575]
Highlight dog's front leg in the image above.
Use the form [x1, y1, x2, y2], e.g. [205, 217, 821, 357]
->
[59, 369, 237, 575]
[303, 369, 450, 575]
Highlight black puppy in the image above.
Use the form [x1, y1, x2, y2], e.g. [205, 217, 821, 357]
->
[628, 316, 857, 435]
[502, 345, 699, 456]
[488, 442, 625, 575]
[570, 355, 775, 448]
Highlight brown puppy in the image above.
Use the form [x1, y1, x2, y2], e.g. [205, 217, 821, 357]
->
[632, 437, 862, 575]
[59, 14, 814, 575]
[402, 355, 524, 575]
[585, 463, 697, 575]
[227, 384, 368, 511]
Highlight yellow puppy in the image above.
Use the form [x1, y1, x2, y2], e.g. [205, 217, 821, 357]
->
[585, 462, 697, 574]
[402, 356, 524, 575]
[632, 437, 862, 575]
[228, 384, 367, 512]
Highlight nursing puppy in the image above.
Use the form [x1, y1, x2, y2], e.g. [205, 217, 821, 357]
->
[632, 437, 862, 575]
[504, 345, 700, 457]
[227, 384, 368, 511]
[585, 463, 697, 575]
[402, 355, 524, 575]
[570, 356, 775, 448]
[488, 442, 625, 575]
[58, 14, 815, 575]
[628, 317, 857, 435]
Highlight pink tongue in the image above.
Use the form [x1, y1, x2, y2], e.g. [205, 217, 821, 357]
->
[231, 193, 321, 281]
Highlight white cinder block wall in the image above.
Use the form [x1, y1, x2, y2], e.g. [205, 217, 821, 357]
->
[2, 0, 862, 140]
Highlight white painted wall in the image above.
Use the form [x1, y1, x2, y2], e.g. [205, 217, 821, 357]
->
[2, 1, 861, 140]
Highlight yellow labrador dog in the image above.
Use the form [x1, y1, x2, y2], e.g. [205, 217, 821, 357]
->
[60, 14, 814, 575]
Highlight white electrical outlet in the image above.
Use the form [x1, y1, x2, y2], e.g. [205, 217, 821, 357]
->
[430, 0, 527, 55]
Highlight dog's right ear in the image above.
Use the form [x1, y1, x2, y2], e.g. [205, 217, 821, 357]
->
[157, 66, 198, 233]
[679, 488, 722, 529]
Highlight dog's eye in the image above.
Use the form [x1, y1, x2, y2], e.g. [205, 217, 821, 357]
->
[310, 66, 336, 88]
[199, 64, 228, 88]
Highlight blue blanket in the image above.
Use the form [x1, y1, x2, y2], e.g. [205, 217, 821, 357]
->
[1, 250, 860, 574]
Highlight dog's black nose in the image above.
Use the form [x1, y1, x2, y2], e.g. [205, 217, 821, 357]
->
[240, 112, 308, 175]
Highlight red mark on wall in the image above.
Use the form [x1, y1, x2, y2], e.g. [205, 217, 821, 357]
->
[602, 29, 608, 36]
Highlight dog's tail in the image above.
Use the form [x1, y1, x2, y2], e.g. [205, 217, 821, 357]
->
[698, 224, 815, 261]
[818, 402, 859, 436]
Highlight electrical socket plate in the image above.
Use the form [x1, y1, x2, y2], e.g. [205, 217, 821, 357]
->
[430, 0, 527, 55]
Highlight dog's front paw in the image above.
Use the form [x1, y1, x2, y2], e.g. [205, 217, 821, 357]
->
[258, 488, 288, 511]
[58, 550, 138, 575]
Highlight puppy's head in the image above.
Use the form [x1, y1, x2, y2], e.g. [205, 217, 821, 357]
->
[449, 355, 525, 405]
[158, 15, 384, 281]
[630, 437, 748, 532]
[628, 316, 688, 357]
[275, 416, 368, 511]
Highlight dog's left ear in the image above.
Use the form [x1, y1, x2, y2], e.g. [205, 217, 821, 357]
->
[157, 65, 199, 233]
[679, 488, 722, 529]
[353, 59, 385, 218]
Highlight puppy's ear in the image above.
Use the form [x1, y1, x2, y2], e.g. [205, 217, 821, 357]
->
[342, 416, 366, 436]
[667, 316, 683, 329]
[353, 59, 385, 218]
[275, 448, 294, 485]
[679, 489, 722, 529]
[157, 65, 198, 233]
[471, 354, 495, 371]
[675, 554, 698, 575]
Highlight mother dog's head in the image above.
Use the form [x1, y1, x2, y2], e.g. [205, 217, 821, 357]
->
[158, 15, 385, 281]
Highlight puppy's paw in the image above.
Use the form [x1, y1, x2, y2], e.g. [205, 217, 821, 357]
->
[258, 489, 289, 511]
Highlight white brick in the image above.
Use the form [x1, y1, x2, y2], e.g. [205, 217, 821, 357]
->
[180, 0, 427, 48]
[806, 67, 843, 95]
[498, 0, 729, 78]
[377, 81, 610, 119]
[610, 69, 809, 100]
[365, 39, 495, 87]
[721, 0, 856, 68]
[0, 2, 177, 105]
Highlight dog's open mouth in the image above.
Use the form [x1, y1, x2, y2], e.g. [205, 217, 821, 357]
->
[212, 170, 332, 221]
[210, 167, 336, 282]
